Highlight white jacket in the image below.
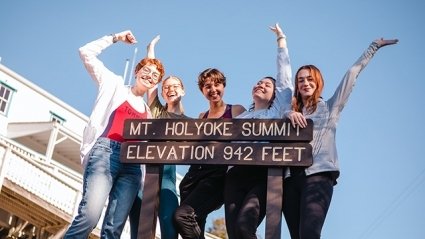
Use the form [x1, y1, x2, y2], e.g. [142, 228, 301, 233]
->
[78, 34, 150, 171]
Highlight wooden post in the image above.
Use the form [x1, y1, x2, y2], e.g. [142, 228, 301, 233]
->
[265, 167, 284, 239]
[137, 165, 163, 239]
[121, 118, 313, 239]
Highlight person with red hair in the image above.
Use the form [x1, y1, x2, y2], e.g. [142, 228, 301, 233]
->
[284, 37, 398, 239]
[64, 30, 164, 239]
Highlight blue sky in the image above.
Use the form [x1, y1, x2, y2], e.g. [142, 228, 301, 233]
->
[1, 0, 425, 238]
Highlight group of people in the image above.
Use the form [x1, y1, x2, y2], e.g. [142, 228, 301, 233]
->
[63, 22, 398, 239]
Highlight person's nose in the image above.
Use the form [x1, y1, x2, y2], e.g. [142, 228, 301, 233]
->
[255, 85, 264, 91]
[300, 79, 308, 86]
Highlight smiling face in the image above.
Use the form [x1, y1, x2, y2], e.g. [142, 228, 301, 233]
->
[293, 65, 324, 111]
[296, 68, 317, 100]
[252, 77, 276, 105]
[161, 76, 185, 104]
[132, 58, 165, 95]
[136, 64, 161, 89]
[201, 78, 225, 103]
[198, 68, 227, 103]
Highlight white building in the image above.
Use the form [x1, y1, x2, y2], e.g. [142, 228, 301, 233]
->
[0, 63, 221, 239]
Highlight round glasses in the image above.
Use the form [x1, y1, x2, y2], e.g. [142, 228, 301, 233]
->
[162, 84, 182, 91]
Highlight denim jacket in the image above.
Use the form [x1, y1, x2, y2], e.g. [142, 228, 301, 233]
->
[286, 42, 380, 180]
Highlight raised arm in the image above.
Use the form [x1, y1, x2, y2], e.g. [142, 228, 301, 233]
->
[374, 38, 398, 48]
[78, 30, 137, 86]
[269, 23, 287, 49]
[328, 37, 398, 115]
[147, 35, 160, 59]
[268, 23, 294, 115]
[146, 35, 161, 106]
[113, 30, 138, 44]
[270, 24, 307, 128]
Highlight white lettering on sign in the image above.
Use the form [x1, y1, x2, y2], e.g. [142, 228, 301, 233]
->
[165, 122, 194, 136]
[241, 121, 300, 137]
[223, 146, 254, 161]
[261, 146, 306, 162]
[126, 144, 215, 161]
[162, 121, 233, 137]
[130, 121, 152, 135]
[194, 121, 233, 136]
[125, 143, 310, 165]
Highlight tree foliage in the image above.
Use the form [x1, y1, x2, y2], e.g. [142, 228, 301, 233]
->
[207, 217, 228, 239]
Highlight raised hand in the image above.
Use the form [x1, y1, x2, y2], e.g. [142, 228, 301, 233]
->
[114, 30, 137, 44]
[269, 23, 285, 38]
[269, 23, 287, 48]
[147, 35, 160, 59]
[374, 38, 399, 48]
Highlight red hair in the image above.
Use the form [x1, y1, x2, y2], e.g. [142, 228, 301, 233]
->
[134, 58, 165, 82]
[292, 65, 324, 114]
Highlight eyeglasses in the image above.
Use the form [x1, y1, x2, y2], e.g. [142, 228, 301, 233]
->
[162, 84, 182, 91]
[140, 66, 160, 82]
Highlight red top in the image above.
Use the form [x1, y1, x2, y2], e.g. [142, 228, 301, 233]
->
[101, 101, 149, 142]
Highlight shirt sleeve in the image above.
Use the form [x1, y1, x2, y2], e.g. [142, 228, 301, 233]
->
[271, 47, 294, 117]
[78, 35, 122, 87]
[327, 42, 379, 115]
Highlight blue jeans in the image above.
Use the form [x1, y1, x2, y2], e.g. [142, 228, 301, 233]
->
[64, 137, 142, 239]
[129, 165, 179, 239]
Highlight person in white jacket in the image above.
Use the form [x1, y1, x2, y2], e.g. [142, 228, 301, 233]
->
[64, 30, 165, 239]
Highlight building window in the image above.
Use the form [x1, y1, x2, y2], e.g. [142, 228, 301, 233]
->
[0, 82, 16, 116]
[50, 111, 66, 125]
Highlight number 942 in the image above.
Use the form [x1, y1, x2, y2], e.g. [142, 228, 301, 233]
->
[223, 146, 253, 161]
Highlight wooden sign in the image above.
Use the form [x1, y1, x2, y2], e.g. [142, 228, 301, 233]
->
[121, 141, 312, 166]
[121, 118, 314, 239]
[123, 118, 313, 141]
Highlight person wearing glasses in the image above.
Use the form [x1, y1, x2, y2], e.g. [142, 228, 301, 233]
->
[64, 30, 165, 239]
[128, 36, 187, 239]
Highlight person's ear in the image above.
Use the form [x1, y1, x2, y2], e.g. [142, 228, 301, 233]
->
[180, 88, 186, 97]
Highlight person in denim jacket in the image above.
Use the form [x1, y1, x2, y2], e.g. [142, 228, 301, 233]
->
[284, 37, 398, 239]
